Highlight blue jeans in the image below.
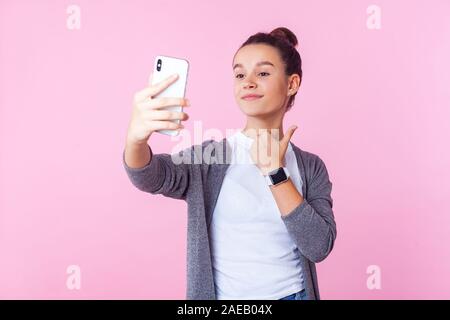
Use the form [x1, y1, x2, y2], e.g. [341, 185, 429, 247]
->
[279, 289, 307, 300]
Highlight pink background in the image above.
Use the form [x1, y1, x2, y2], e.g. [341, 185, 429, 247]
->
[1, 0, 450, 299]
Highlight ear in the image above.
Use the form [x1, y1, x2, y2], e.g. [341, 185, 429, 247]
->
[288, 74, 301, 96]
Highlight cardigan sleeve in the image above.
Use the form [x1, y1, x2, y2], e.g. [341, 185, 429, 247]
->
[122, 144, 196, 201]
[281, 155, 337, 263]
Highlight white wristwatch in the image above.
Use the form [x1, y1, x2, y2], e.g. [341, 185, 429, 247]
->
[264, 167, 290, 186]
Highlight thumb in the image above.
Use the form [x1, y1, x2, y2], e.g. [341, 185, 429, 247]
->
[283, 125, 298, 144]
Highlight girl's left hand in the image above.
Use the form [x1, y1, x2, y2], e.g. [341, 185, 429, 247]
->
[249, 125, 298, 175]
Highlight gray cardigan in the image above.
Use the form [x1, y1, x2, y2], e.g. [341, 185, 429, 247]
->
[122, 138, 336, 300]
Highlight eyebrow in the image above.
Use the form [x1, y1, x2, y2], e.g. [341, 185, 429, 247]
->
[232, 61, 275, 70]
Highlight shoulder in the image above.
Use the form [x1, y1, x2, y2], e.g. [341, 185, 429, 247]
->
[291, 142, 324, 165]
[290, 143, 331, 180]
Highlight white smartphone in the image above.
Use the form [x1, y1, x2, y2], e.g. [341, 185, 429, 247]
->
[151, 55, 189, 136]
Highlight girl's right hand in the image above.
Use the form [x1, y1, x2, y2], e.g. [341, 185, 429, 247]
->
[126, 72, 190, 145]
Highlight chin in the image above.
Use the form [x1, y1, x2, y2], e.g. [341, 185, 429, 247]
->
[238, 102, 274, 117]
[239, 107, 272, 118]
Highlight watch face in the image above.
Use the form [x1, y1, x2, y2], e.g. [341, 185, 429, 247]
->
[270, 168, 287, 185]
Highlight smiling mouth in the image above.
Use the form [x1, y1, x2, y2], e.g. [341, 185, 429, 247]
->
[242, 95, 263, 101]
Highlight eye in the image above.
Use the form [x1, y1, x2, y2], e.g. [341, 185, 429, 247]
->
[235, 72, 270, 79]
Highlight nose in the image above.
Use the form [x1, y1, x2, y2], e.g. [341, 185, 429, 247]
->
[243, 78, 257, 90]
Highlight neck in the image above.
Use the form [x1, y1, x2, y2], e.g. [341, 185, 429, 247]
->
[242, 111, 285, 140]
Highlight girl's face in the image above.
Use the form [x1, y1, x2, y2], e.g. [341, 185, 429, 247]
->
[232, 43, 298, 118]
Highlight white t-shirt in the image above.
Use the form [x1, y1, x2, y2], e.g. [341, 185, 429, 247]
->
[209, 130, 305, 300]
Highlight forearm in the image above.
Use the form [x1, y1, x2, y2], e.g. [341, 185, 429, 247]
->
[122, 140, 194, 200]
[269, 178, 304, 216]
[124, 139, 152, 169]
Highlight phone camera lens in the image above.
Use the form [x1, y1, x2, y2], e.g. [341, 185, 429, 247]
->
[157, 59, 162, 71]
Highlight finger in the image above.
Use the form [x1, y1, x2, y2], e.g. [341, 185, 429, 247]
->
[148, 73, 179, 97]
[144, 110, 189, 121]
[138, 97, 190, 110]
[147, 120, 184, 131]
[134, 73, 179, 102]
[268, 129, 280, 156]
